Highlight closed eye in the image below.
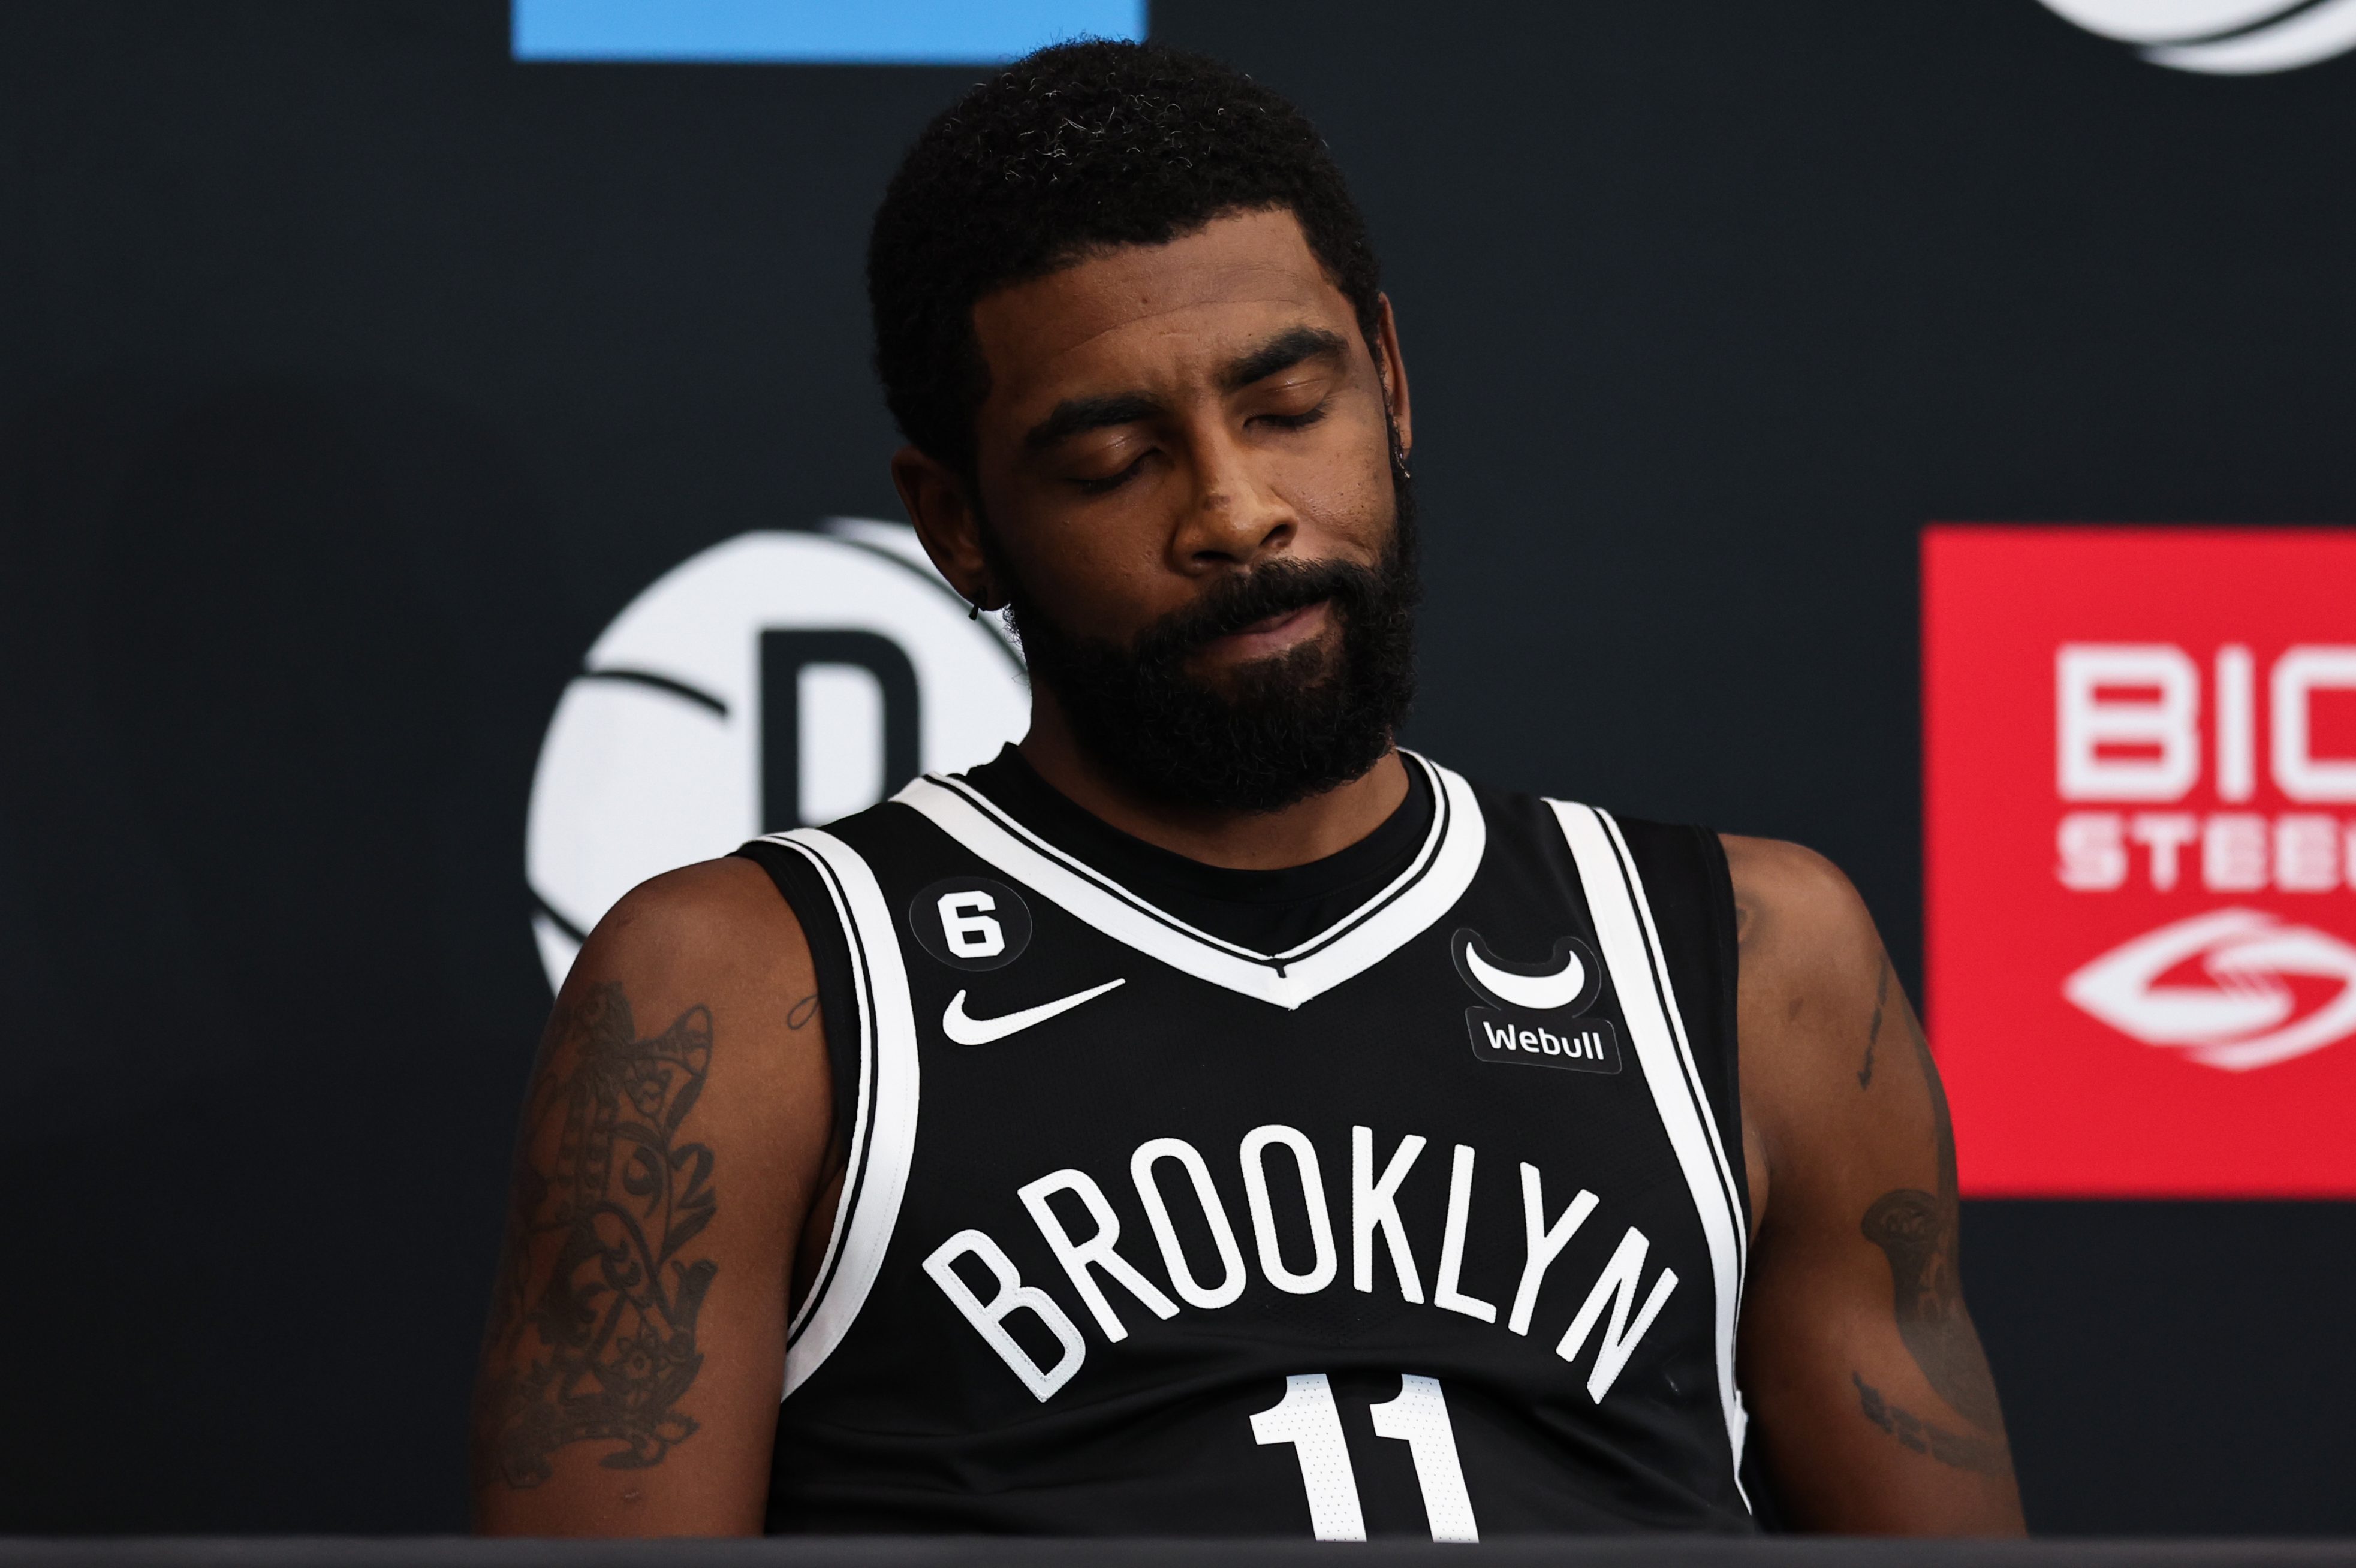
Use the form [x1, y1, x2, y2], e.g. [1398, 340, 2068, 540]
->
[1074, 453, 1150, 495]
[1252, 402, 1330, 433]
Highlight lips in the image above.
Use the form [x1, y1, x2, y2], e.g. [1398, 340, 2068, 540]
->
[1211, 601, 1328, 652]
[1236, 604, 1316, 637]
[1147, 560, 1367, 660]
[1191, 589, 1331, 644]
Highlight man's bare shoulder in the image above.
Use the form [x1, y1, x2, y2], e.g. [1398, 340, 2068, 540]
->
[582, 855, 808, 987]
[1716, 833, 1894, 1152]
[549, 854, 828, 1134]
[1719, 833, 1872, 947]
[1718, 833, 1884, 999]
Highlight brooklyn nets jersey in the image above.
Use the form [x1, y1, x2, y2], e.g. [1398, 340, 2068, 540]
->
[736, 748, 1754, 1537]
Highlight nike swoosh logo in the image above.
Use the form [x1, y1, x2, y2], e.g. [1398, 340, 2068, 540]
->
[1463, 942, 1587, 1012]
[941, 978, 1126, 1045]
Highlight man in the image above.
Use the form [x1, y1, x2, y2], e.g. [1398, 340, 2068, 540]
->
[472, 41, 2024, 1538]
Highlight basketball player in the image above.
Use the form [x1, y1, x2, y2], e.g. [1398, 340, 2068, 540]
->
[472, 41, 2025, 1538]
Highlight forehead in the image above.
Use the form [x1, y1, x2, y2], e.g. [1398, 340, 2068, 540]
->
[969, 207, 1359, 417]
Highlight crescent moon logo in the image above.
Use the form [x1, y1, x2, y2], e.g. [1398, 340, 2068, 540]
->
[2036, 0, 2356, 74]
[1451, 929, 1602, 1015]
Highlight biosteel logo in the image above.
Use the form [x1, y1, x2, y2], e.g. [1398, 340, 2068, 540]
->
[1924, 528, 2356, 1196]
[2063, 908, 2356, 1072]
[2050, 641, 2356, 1070]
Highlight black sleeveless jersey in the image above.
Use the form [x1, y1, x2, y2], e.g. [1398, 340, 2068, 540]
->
[736, 750, 1754, 1539]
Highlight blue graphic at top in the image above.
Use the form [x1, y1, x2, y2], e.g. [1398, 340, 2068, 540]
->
[514, 0, 1147, 64]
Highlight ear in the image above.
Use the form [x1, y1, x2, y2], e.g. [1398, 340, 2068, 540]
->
[1370, 293, 1413, 465]
[891, 445, 995, 610]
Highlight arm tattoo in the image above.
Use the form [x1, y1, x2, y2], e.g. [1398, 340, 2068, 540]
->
[787, 993, 818, 1030]
[1858, 955, 1888, 1089]
[1854, 1374, 2009, 1476]
[477, 982, 719, 1488]
[1858, 978, 2009, 1451]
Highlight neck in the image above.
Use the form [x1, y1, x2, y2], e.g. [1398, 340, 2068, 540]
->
[1016, 692, 1410, 872]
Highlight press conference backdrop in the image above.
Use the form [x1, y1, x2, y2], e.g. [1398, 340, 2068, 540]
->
[5, 0, 2355, 1537]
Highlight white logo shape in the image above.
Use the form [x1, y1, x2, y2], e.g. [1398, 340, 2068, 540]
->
[2063, 908, 2356, 1070]
[525, 520, 1028, 990]
[941, 978, 1126, 1045]
[1462, 940, 1589, 1013]
[2037, 0, 2356, 74]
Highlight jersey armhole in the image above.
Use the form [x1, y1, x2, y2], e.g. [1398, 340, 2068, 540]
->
[1684, 824, 1792, 1530]
[733, 839, 863, 1150]
[1608, 815, 1751, 1233]
[1690, 824, 1750, 1233]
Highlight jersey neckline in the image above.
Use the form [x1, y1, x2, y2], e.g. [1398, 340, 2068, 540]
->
[949, 744, 1436, 952]
[891, 750, 1488, 1012]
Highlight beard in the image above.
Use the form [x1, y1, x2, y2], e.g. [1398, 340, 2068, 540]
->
[989, 471, 1420, 815]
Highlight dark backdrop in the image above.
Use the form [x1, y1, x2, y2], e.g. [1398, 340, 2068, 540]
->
[4, 0, 2352, 1536]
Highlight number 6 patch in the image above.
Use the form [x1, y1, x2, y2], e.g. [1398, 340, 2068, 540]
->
[909, 877, 1034, 971]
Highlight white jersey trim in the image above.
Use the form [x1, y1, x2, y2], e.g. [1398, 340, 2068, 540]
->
[763, 827, 924, 1401]
[1548, 800, 1752, 1507]
[891, 752, 1487, 1012]
[1596, 809, 1749, 1276]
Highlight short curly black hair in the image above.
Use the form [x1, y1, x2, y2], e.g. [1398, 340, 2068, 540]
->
[867, 38, 1383, 475]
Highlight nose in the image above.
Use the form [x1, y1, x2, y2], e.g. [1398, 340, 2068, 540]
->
[1169, 419, 1295, 572]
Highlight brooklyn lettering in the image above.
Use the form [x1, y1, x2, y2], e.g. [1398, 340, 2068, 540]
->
[922, 1123, 1678, 1406]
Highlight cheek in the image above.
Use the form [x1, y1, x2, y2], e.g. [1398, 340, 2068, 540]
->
[1281, 433, 1396, 551]
[1005, 514, 1182, 637]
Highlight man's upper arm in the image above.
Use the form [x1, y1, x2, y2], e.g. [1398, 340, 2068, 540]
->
[1726, 835, 2026, 1535]
[471, 856, 834, 1537]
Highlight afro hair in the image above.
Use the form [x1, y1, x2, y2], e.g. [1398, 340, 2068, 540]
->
[866, 38, 1383, 475]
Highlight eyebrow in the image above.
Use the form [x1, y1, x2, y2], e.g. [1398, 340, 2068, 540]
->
[1023, 392, 1164, 453]
[1218, 325, 1349, 393]
[1020, 325, 1353, 453]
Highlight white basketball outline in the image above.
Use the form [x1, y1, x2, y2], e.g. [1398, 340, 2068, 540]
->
[524, 520, 1028, 989]
[2036, 0, 2356, 74]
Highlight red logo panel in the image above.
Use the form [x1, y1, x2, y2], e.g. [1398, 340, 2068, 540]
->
[1924, 527, 2356, 1196]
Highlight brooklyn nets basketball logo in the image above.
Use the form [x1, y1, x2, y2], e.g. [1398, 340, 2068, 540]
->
[525, 520, 1028, 988]
[2036, 0, 2356, 73]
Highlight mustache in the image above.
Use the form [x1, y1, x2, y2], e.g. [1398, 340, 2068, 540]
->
[982, 468, 1419, 813]
[1130, 556, 1383, 664]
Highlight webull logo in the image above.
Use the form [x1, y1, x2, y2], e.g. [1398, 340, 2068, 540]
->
[1451, 928, 1622, 1076]
[1471, 1017, 1619, 1072]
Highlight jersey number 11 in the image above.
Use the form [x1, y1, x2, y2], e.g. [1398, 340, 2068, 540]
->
[1250, 1372, 1478, 1542]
